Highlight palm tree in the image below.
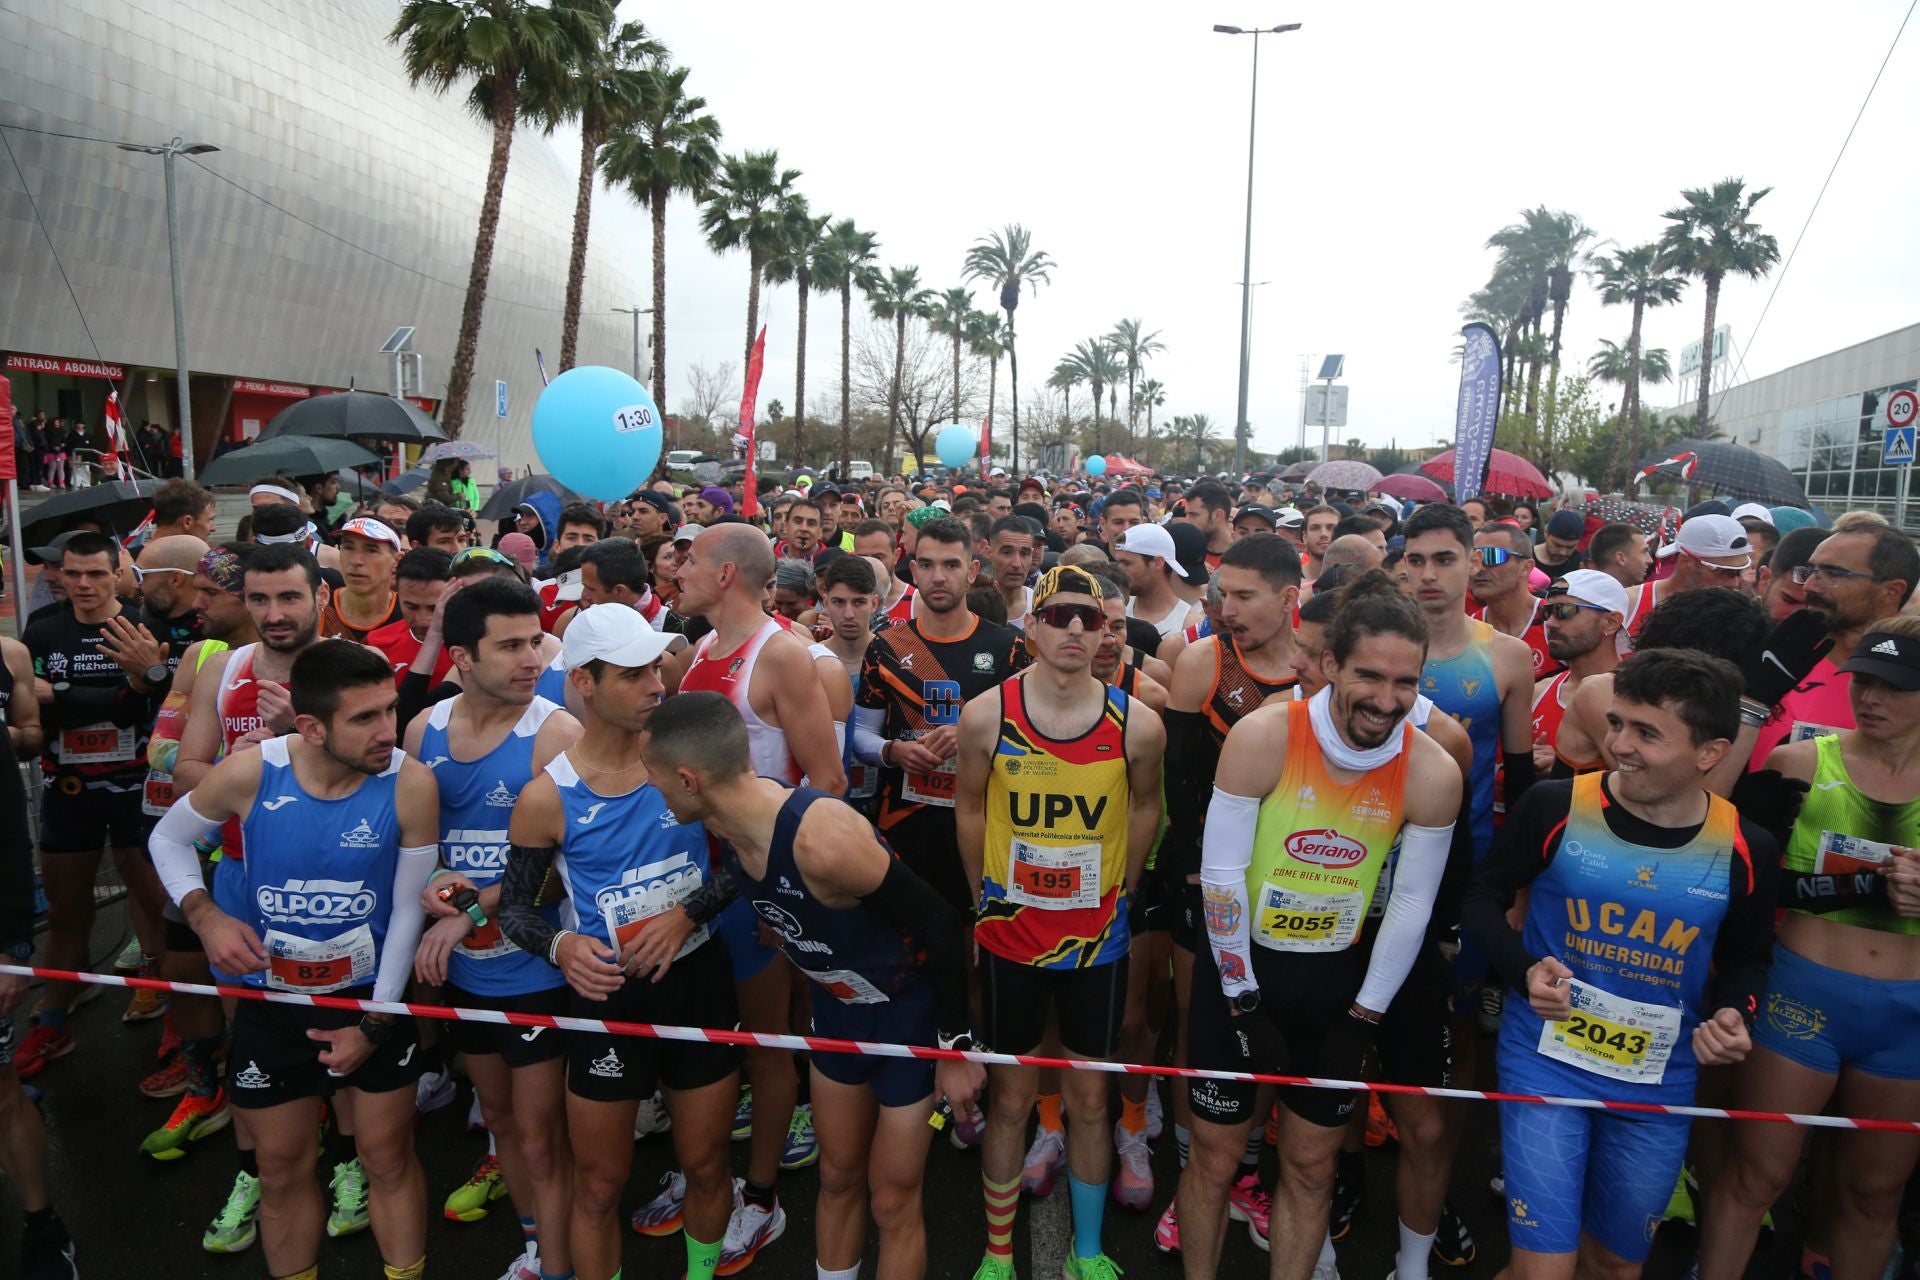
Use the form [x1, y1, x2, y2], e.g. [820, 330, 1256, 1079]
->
[1169, 413, 1219, 472]
[1658, 178, 1781, 432]
[598, 61, 721, 415]
[926, 288, 976, 448]
[1589, 243, 1686, 480]
[1137, 377, 1166, 444]
[527, 14, 661, 370]
[867, 266, 935, 475]
[390, 0, 601, 434]
[700, 150, 804, 367]
[1107, 319, 1165, 449]
[1588, 338, 1673, 389]
[962, 224, 1054, 472]
[761, 202, 832, 465]
[812, 219, 881, 476]
[968, 312, 1007, 465]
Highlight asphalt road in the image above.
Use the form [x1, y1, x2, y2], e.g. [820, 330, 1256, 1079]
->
[1, 899, 1809, 1279]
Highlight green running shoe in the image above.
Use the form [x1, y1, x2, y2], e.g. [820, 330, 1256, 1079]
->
[327, 1157, 371, 1237]
[443, 1153, 508, 1222]
[202, 1170, 261, 1254]
[1063, 1253, 1124, 1280]
[971, 1254, 1017, 1280]
[731, 1083, 754, 1142]
[141, 1088, 231, 1160]
[780, 1103, 819, 1170]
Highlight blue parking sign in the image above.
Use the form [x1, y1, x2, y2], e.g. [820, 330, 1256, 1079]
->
[496, 380, 509, 418]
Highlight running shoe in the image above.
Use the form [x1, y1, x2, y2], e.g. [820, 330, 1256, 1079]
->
[327, 1158, 371, 1237]
[497, 1242, 542, 1280]
[1798, 1249, 1831, 1280]
[1477, 986, 1503, 1035]
[11, 1024, 73, 1081]
[1310, 1262, 1340, 1280]
[731, 1083, 754, 1142]
[1431, 1204, 1476, 1267]
[634, 1090, 672, 1140]
[414, 1066, 456, 1118]
[716, 1180, 786, 1276]
[1111, 1121, 1154, 1211]
[1153, 1198, 1180, 1254]
[780, 1103, 818, 1170]
[1664, 1165, 1699, 1225]
[631, 1170, 687, 1237]
[140, 1088, 231, 1160]
[1021, 1125, 1067, 1197]
[1364, 1093, 1398, 1148]
[1228, 1171, 1272, 1251]
[122, 967, 168, 1023]
[1144, 1083, 1164, 1142]
[1062, 1252, 1123, 1280]
[113, 936, 146, 973]
[202, 1170, 262, 1254]
[949, 1101, 988, 1151]
[444, 1153, 507, 1222]
[139, 1051, 189, 1099]
[970, 1254, 1016, 1280]
[1329, 1153, 1364, 1241]
[20, 1209, 77, 1280]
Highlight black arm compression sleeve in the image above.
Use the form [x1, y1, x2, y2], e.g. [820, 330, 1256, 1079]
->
[859, 857, 973, 1037]
[682, 863, 740, 928]
[1159, 710, 1210, 887]
[1501, 750, 1537, 811]
[1781, 869, 1888, 913]
[498, 844, 561, 960]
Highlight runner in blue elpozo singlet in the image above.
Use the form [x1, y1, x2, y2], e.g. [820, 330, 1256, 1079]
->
[495, 604, 741, 1280]
[405, 578, 582, 1280]
[147, 639, 442, 1280]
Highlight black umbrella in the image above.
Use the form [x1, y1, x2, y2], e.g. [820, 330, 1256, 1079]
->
[380, 464, 432, 496]
[476, 474, 583, 521]
[258, 390, 447, 444]
[1632, 439, 1810, 507]
[10, 479, 160, 547]
[198, 435, 381, 486]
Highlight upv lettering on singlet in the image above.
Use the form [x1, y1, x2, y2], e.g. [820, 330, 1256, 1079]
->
[1005, 792, 1108, 829]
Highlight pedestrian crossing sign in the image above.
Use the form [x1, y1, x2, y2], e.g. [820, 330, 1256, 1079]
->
[1884, 426, 1915, 466]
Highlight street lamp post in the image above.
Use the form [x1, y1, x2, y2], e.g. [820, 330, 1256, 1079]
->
[117, 137, 218, 481]
[612, 306, 654, 386]
[1214, 22, 1300, 477]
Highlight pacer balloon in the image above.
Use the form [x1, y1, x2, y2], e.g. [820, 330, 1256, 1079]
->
[531, 366, 663, 501]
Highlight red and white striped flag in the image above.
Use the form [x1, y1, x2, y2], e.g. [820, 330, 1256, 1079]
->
[102, 387, 128, 480]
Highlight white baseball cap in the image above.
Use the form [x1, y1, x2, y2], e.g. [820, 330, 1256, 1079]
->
[1113, 523, 1190, 578]
[672, 524, 706, 545]
[1274, 507, 1306, 530]
[1550, 568, 1629, 618]
[335, 517, 402, 550]
[1729, 502, 1774, 525]
[551, 567, 585, 602]
[561, 600, 675, 671]
[1655, 513, 1752, 567]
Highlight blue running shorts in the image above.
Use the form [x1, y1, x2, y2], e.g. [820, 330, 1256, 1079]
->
[1753, 945, 1920, 1081]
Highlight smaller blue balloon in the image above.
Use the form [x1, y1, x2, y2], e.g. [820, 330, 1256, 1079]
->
[935, 423, 976, 471]
[1085, 454, 1108, 477]
[531, 366, 662, 502]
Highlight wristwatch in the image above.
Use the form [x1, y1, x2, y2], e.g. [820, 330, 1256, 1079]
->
[6, 940, 33, 962]
[937, 1030, 978, 1053]
[438, 884, 487, 929]
[142, 662, 170, 689]
[1233, 989, 1262, 1014]
[357, 1014, 395, 1046]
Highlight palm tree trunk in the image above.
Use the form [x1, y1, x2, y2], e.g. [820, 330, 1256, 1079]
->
[793, 268, 809, 465]
[887, 314, 906, 476]
[559, 117, 601, 372]
[1109, 385, 1119, 452]
[1126, 367, 1137, 450]
[1525, 355, 1543, 425]
[745, 260, 762, 370]
[986, 354, 998, 468]
[650, 185, 669, 417]
[1005, 308, 1019, 472]
[1695, 274, 1721, 432]
[951, 331, 962, 450]
[1603, 297, 1647, 491]
[839, 284, 853, 476]
[443, 75, 520, 436]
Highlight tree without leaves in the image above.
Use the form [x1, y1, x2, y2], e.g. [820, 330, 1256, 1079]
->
[848, 319, 979, 471]
[700, 150, 804, 367]
[390, 0, 605, 436]
[599, 61, 723, 416]
[866, 266, 935, 474]
[810, 219, 881, 477]
[1657, 178, 1780, 433]
[677, 359, 738, 426]
[962, 224, 1054, 472]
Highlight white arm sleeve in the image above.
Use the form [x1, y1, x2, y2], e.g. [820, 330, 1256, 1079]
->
[852, 706, 888, 766]
[149, 794, 223, 907]
[1354, 821, 1453, 1014]
[374, 843, 438, 1003]
[1199, 788, 1261, 998]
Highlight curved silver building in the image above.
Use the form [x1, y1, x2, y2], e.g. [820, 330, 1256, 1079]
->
[0, 0, 642, 473]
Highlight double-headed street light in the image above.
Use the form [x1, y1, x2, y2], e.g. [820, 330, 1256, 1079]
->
[611, 305, 655, 386]
[117, 137, 219, 481]
[1214, 22, 1301, 476]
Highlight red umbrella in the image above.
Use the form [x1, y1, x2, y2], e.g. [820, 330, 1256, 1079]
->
[1419, 447, 1553, 499]
[1373, 472, 1447, 502]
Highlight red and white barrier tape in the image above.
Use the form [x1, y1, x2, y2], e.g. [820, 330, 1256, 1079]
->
[7, 964, 1916, 1134]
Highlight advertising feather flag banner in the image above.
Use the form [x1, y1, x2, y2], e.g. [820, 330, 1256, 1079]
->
[738, 325, 767, 520]
[1451, 322, 1503, 505]
[980, 415, 991, 472]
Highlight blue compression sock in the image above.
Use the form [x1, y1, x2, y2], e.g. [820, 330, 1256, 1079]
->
[1068, 1175, 1108, 1259]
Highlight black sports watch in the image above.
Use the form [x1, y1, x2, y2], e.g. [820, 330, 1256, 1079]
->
[6, 940, 33, 962]
[1233, 989, 1262, 1014]
[357, 1014, 396, 1046]
[439, 884, 487, 929]
[142, 662, 171, 690]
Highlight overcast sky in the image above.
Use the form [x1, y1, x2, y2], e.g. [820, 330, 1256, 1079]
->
[558, 0, 1920, 457]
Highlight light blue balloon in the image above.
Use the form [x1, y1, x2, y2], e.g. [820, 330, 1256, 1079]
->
[531, 366, 662, 501]
[1085, 454, 1108, 477]
[935, 422, 976, 471]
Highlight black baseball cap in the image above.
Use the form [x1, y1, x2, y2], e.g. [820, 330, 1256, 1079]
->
[1166, 522, 1212, 587]
[1842, 631, 1920, 691]
[631, 490, 677, 522]
[1546, 509, 1586, 540]
[1235, 505, 1279, 527]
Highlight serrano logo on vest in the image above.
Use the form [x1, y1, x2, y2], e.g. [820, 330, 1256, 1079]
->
[339, 819, 381, 849]
[484, 781, 517, 807]
[1285, 828, 1367, 869]
[258, 878, 378, 924]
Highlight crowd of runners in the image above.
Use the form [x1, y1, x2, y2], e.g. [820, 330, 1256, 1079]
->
[1, 468, 1916, 1280]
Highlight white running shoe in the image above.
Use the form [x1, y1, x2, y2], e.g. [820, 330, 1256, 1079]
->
[634, 1090, 673, 1140]
[414, 1066, 455, 1116]
[1144, 1081, 1165, 1142]
[498, 1242, 541, 1280]
[716, 1179, 787, 1275]
[1021, 1125, 1067, 1197]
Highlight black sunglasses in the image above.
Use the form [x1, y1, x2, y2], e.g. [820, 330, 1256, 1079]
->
[1033, 602, 1104, 632]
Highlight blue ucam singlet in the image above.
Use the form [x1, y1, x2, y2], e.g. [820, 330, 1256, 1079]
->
[1422, 619, 1500, 858]
[240, 736, 402, 995]
[534, 654, 568, 707]
[422, 695, 566, 996]
[732, 787, 919, 1003]
[545, 752, 714, 959]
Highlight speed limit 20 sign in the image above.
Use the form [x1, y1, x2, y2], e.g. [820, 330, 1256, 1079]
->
[1888, 388, 1920, 428]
